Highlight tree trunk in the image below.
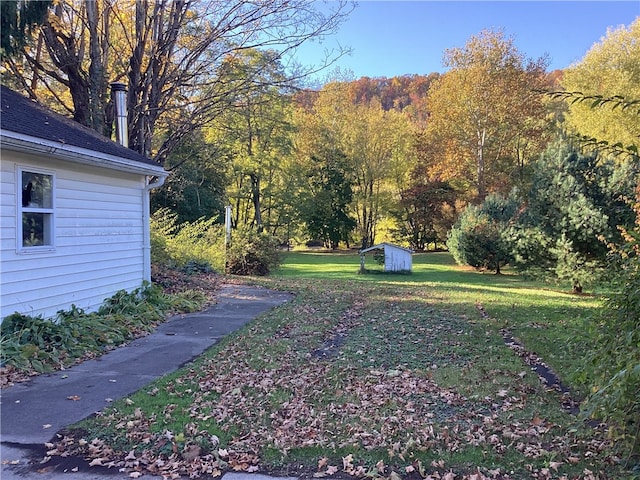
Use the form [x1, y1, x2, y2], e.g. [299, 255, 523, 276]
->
[477, 127, 486, 201]
[250, 173, 262, 231]
[40, 3, 91, 126]
[86, 0, 107, 135]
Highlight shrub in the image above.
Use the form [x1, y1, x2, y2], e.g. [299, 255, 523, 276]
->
[150, 208, 225, 271]
[1, 283, 206, 374]
[583, 190, 640, 467]
[225, 228, 282, 276]
[447, 193, 517, 274]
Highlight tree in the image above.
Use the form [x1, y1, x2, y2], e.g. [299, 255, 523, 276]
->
[293, 82, 415, 249]
[301, 151, 356, 249]
[507, 140, 639, 292]
[0, 0, 51, 60]
[423, 29, 550, 201]
[2, 0, 353, 163]
[150, 131, 227, 224]
[561, 18, 640, 155]
[208, 49, 296, 235]
[394, 178, 457, 251]
[447, 193, 518, 274]
[348, 99, 414, 248]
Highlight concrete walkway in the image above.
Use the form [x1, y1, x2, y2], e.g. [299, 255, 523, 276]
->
[0, 283, 294, 479]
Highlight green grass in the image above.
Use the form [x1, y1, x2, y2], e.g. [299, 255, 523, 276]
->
[275, 252, 599, 394]
[57, 252, 628, 480]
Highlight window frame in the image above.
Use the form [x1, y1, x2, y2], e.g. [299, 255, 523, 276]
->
[17, 166, 56, 253]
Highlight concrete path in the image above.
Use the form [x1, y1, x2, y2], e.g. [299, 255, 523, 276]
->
[0, 284, 294, 479]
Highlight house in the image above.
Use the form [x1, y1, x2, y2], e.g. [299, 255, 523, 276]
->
[359, 242, 413, 273]
[0, 86, 168, 320]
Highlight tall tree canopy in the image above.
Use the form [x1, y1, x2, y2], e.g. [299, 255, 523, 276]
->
[561, 18, 640, 154]
[423, 29, 550, 201]
[1, 0, 352, 164]
[209, 49, 295, 234]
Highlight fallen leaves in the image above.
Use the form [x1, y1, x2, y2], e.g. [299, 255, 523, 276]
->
[42, 283, 620, 479]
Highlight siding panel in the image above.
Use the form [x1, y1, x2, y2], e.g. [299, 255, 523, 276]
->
[1, 152, 150, 319]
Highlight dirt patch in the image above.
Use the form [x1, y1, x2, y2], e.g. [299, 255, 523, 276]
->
[311, 300, 364, 359]
[500, 330, 581, 414]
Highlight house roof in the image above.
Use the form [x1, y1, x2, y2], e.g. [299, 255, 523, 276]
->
[0, 85, 164, 174]
[360, 242, 414, 254]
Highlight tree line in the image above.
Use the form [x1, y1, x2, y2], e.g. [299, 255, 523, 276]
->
[2, 3, 638, 280]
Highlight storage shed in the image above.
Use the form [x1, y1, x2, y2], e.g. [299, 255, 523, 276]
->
[359, 242, 413, 273]
[0, 86, 168, 320]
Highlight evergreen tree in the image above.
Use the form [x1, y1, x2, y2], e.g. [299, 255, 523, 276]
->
[150, 133, 227, 225]
[0, 0, 50, 59]
[447, 193, 519, 274]
[507, 140, 638, 292]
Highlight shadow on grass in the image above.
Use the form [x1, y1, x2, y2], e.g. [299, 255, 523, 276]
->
[272, 250, 601, 397]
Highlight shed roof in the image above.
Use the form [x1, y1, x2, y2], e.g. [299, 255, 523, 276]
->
[360, 242, 414, 254]
[0, 86, 160, 169]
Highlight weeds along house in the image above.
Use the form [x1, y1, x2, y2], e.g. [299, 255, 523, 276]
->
[0, 86, 167, 320]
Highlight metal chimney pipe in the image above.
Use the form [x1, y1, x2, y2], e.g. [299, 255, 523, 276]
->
[110, 82, 128, 148]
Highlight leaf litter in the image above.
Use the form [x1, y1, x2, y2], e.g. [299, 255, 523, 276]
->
[45, 279, 621, 479]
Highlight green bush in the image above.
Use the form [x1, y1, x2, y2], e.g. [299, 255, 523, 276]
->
[447, 193, 517, 274]
[583, 193, 640, 467]
[225, 227, 282, 276]
[150, 208, 225, 271]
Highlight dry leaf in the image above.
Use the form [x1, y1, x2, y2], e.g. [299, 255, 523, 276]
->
[326, 465, 338, 475]
[549, 461, 563, 471]
[342, 453, 354, 471]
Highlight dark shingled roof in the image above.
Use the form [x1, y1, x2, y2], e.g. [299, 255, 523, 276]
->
[0, 85, 160, 168]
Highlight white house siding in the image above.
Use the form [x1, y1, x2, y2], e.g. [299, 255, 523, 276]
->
[0, 152, 147, 320]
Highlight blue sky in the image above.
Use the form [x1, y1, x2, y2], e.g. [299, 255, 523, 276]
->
[293, 1, 639, 80]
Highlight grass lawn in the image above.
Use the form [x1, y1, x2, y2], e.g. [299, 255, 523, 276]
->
[59, 252, 626, 479]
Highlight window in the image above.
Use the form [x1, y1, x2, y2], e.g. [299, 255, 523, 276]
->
[18, 168, 55, 251]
